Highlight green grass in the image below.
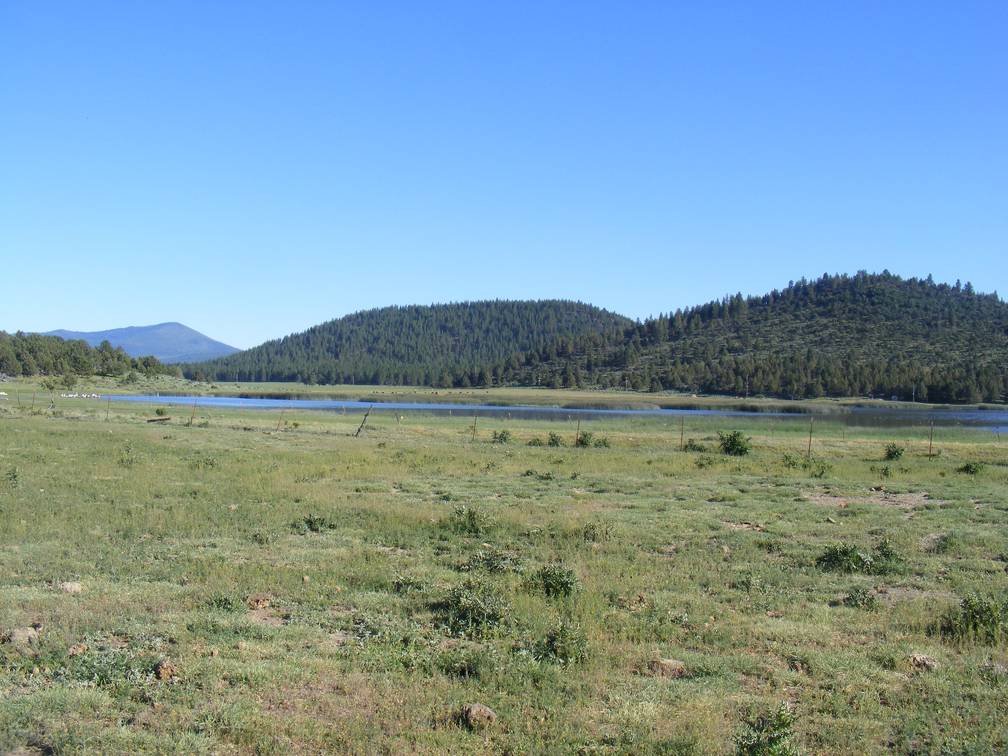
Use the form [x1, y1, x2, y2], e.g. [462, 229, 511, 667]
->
[0, 379, 1006, 753]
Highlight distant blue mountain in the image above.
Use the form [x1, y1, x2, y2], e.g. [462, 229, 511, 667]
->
[46, 322, 239, 364]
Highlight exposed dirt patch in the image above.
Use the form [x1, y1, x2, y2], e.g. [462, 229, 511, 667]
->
[723, 521, 765, 532]
[875, 586, 957, 605]
[248, 608, 285, 628]
[804, 489, 944, 513]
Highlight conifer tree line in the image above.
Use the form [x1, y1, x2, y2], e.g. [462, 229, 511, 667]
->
[0, 332, 177, 381]
[184, 273, 1007, 403]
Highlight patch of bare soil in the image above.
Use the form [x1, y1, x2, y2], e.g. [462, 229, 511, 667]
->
[248, 608, 286, 627]
[804, 489, 944, 514]
[723, 521, 765, 532]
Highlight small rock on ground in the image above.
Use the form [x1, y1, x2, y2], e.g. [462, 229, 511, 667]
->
[910, 654, 938, 671]
[462, 703, 498, 729]
[647, 658, 688, 678]
[4, 624, 42, 647]
[246, 593, 271, 609]
[154, 659, 178, 680]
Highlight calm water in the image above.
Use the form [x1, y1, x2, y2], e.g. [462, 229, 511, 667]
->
[103, 394, 1008, 433]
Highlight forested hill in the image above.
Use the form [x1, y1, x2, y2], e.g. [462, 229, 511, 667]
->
[185, 301, 631, 386]
[502, 272, 1008, 403]
[184, 274, 1008, 403]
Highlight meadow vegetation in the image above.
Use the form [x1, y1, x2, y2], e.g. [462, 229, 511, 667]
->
[1, 378, 1006, 753]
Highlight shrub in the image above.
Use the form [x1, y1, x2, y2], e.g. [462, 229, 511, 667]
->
[734, 702, 799, 756]
[574, 431, 600, 448]
[535, 617, 588, 665]
[547, 432, 566, 447]
[118, 443, 138, 468]
[491, 429, 512, 444]
[458, 545, 522, 574]
[443, 504, 492, 536]
[527, 437, 544, 447]
[436, 644, 491, 679]
[527, 562, 580, 599]
[207, 593, 242, 612]
[434, 578, 509, 636]
[842, 586, 878, 610]
[5, 467, 20, 488]
[883, 443, 904, 461]
[582, 520, 614, 543]
[816, 538, 902, 575]
[957, 461, 985, 475]
[292, 514, 337, 534]
[935, 594, 1008, 644]
[718, 431, 751, 456]
[154, 407, 168, 417]
[683, 439, 707, 453]
[782, 453, 832, 478]
[190, 454, 218, 470]
[593, 436, 610, 448]
[392, 574, 426, 594]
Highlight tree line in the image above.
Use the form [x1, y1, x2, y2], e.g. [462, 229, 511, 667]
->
[0, 332, 178, 381]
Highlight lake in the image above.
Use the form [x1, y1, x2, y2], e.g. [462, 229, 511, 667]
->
[102, 394, 1008, 433]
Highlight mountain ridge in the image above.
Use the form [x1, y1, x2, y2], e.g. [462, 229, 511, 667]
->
[47, 322, 238, 364]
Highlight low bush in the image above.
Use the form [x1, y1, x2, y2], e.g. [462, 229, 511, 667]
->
[842, 586, 878, 610]
[526, 562, 580, 599]
[434, 578, 509, 636]
[435, 644, 491, 679]
[292, 514, 337, 534]
[884, 443, 904, 461]
[734, 702, 799, 756]
[392, 574, 426, 594]
[547, 432, 566, 447]
[534, 617, 588, 665]
[491, 429, 512, 444]
[207, 593, 242, 612]
[718, 431, 751, 456]
[457, 545, 522, 574]
[782, 452, 832, 478]
[582, 520, 614, 543]
[683, 439, 707, 452]
[957, 461, 985, 475]
[935, 594, 1008, 644]
[443, 504, 493, 536]
[816, 538, 902, 575]
[527, 437, 544, 447]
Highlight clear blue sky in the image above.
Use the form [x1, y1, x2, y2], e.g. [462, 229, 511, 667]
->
[2, 2, 1005, 348]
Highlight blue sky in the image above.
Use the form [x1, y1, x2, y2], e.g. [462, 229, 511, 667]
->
[2, 2, 1005, 348]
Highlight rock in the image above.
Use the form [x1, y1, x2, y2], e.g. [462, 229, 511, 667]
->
[246, 592, 271, 609]
[4, 624, 42, 647]
[462, 702, 498, 729]
[68, 643, 88, 657]
[647, 658, 688, 678]
[910, 654, 937, 671]
[302, 575, 310, 584]
[59, 581, 84, 595]
[154, 659, 178, 680]
[329, 631, 350, 647]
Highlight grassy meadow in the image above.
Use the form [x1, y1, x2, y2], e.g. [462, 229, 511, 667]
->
[1, 379, 1007, 753]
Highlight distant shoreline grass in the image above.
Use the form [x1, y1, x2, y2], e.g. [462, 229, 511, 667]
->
[3, 375, 1002, 414]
